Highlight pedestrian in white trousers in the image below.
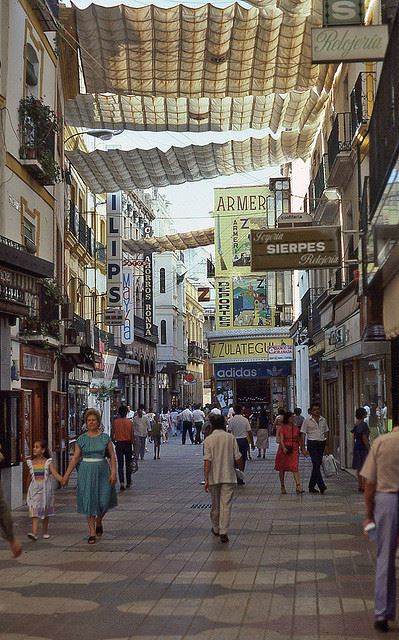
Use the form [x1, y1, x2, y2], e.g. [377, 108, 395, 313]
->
[203, 413, 243, 544]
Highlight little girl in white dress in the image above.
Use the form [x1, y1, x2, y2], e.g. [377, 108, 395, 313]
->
[26, 441, 62, 541]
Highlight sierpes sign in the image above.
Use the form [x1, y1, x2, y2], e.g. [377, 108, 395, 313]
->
[311, 25, 388, 63]
[251, 226, 341, 271]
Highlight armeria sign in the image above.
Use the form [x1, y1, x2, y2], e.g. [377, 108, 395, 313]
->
[106, 191, 123, 308]
[121, 268, 134, 345]
[311, 25, 388, 63]
[251, 226, 341, 271]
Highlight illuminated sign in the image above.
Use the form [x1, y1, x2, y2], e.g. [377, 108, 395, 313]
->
[106, 191, 123, 308]
[121, 268, 134, 345]
[143, 254, 153, 338]
[209, 338, 293, 363]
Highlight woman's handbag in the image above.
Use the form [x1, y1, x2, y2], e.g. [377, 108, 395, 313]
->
[129, 456, 139, 474]
[322, 454, 338, 477]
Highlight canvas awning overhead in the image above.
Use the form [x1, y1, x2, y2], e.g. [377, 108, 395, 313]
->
[69, 3, 330, 98]
[65, 126, 317, 192]
[65, 90, 326, 134]
[124, 228, 214, 254]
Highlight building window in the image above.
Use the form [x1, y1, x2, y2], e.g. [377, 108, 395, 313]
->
[160, 268, 166, 293]
[25, 43, 39, 96]
[23, 217, 36, 253]
[160, 320, 167, 344]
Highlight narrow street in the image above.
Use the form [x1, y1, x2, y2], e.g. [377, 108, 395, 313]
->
[0, 440, 380, 640]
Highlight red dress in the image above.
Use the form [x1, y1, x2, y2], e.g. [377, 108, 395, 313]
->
[274, 424, 300, 472]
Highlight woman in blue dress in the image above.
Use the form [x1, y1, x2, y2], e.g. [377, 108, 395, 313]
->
[351, 407, 370, 492]
[63, 408, 117, 543]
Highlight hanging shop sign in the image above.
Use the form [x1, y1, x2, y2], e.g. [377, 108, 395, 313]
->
[121, 268, 134, 345]
[323, 0, 363, 26]
[106, 191, 123, 308]
[105, 307, 124, 326]
[215, 362, 291, 379]
[209, 338, 293, 363]
[20, 345, 53, 379]
[214, 185, 271, 277]
[311, 25, 389, 63]
[251, 226, 341, 271]
[143, 254, 153, 338]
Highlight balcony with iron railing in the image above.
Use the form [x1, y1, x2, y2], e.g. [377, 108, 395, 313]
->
[188, 341, 207, 362]
[350, 71, 376, 139]
[327, 112, 355, 188]
[68, 201, 94, 257]
[96, 242, 106, 264]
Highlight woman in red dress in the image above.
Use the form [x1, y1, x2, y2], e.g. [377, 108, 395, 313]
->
[274, 412, 306, 494]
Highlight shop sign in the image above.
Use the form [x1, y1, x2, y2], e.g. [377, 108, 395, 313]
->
[121, 268, 134, 345]
[216, 275, 276, 330]
[106, 191, 123, 309]
[209, 338, 293, 363]
[214, 185, 271, 277]
[251, 226, 341, 271]
[143, 254, 153, 338]
[323, 0, 363, 26]
[215, 363, 291, 379]
[105, 307, 124, 326]
[20, 346, 53, 379]
[311, 25, 388, 63]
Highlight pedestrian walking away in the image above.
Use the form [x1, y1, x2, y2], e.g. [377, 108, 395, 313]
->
[151, 415, 162, 459]
[351, 407, 370, 492]
[62, 408, 117, 544]
[180, 405, 194, 445]
[256, 408, 269, 458]
[133, 405, 148, 460]
[360, 422, 399, 632]
[274, 412, 306, 494]
[26, 440, 62, 540]
[301, 402, 329, 494]
[203, 413, 243, 543]
[111, 405, 135, 490]
[0, 446, 22, 558]
[192, 404, 206, 444]
[228, 405, 255, 483]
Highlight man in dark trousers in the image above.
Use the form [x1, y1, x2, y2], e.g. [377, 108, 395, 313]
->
[361, 422, 399, 632]
[300, 402, 329, 494]
[111, 405, 135, 490]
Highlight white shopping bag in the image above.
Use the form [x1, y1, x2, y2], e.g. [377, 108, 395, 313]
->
[322, 454, 338, 477]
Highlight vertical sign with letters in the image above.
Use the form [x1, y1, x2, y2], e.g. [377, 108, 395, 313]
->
[106, 192, 123, 309]
[143, 255, 153, 338]
[121, 268, 134, 345]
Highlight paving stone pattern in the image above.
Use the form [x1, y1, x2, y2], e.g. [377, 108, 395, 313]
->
[0, 439, 388, 639]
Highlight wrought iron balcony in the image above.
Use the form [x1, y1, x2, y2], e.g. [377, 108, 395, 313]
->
[96, 242, 106, 264]
[350, 72, 376, 138]
[188, 341, 206, 362]
[327, 112, 355, 188]
[313, 154, 329, 206]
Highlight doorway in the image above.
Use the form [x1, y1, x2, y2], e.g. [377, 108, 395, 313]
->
[21, 380, 48, 491]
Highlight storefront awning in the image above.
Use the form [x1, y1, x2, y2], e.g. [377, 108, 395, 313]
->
[65, 127, 316, 192]
[123, 228, 214, 254]
[65, 90, 326, 134]
[68, 3, 330, 98]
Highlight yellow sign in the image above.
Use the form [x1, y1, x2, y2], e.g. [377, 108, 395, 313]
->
[214, 185, 271, 277]
[209, 338, 293, 363]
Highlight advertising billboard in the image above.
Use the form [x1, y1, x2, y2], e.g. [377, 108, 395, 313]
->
[214, 185, 271, 276]
[251, 226, 341, 271]
[209, 338, 293, 363]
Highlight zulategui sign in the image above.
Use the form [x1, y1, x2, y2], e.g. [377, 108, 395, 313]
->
[251, 226, 341, 271]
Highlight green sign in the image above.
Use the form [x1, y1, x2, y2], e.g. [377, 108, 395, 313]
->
[324, 0, 363, 25]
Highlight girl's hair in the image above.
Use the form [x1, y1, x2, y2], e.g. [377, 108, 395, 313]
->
[282, 411, 293, 425]
[355, 407, 367, 420]
[34, 440, 51, 459]
[85, 408, 101, 426]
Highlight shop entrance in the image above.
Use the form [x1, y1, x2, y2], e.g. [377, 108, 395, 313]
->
[21, 380, 48, 492]
[236, 378, 271, 410]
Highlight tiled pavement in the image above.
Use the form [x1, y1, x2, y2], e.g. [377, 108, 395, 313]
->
[0, 438, 388, 640]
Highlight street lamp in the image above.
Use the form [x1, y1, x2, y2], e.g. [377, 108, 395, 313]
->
[64, 129, 124, 145]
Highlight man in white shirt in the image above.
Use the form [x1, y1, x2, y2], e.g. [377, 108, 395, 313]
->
[127, 405, 134, 421]
[210, 405, 221, 415]
[133, 405, 148, 460]
[228, 405, 254, 483]
[203, 414, 243, 543]
[170, 408, 179, 436]
[192, 405, 206, 444]
[180, 405, 194, 445]
[301, 402, 329, 494]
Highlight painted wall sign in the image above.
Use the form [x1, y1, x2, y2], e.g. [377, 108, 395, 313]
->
[251, 226, 341, 271]
[143, 254, 153, 338]
[311, 25, 389, 63]
[215, 362, 291, 378]
[106, 191, 123, 308]
[209, 338, 293, 363]
[121, 268, 134, 345]
[323, 0, 363, 26]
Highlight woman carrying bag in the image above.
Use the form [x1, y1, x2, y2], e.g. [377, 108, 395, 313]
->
[274, 412, 307, 494]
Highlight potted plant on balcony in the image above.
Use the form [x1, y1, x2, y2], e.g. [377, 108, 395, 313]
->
[18, 96, 61, 184]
